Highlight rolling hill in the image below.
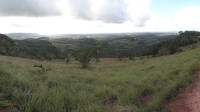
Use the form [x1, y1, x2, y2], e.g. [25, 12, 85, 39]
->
[0, 43, 200, 111]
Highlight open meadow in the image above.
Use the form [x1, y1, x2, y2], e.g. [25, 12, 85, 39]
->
[1, 46, 200, 112]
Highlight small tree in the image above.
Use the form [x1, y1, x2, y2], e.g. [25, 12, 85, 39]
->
[92, 46, 103, 63]
[74, 46, 104, 69]
[75, 48, 93, 69]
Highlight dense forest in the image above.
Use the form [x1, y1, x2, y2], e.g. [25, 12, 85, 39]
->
[0, 31, 200, 61]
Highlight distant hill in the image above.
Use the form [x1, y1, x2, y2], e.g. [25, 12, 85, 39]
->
[0, 34, 59, 60]
[6, 33, 41, 40]
[2, 31, 200, 60]
[51, 33, 177, 58]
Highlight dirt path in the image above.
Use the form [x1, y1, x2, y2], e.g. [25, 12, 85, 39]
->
[168, 72, 200, 112]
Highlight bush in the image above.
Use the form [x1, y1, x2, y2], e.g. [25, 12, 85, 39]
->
[75, 48, 93, 69]
[33, 64, 51, 72]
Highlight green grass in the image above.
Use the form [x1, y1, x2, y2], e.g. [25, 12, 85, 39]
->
[0, 67, 13, 110]
[1, 47, 200, 112]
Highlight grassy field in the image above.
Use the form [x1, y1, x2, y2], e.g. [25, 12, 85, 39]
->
[1, 47, 200, 112]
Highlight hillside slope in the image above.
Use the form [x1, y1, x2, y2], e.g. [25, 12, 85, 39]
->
[0, 34, 60, 60]
[1, 45, 200, 111]
[0, 34, 15, 55]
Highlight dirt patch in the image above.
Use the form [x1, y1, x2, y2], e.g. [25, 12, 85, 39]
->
[0, 109, 7, 112]
[168, 72, 200, 112]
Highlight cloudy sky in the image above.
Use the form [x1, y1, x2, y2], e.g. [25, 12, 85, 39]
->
[0, 0, 200, 34]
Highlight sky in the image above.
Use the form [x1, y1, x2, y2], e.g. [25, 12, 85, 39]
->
[0, 0, 200, 34]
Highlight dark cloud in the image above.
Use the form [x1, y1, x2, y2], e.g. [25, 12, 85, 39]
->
[0, 0, 61, 17]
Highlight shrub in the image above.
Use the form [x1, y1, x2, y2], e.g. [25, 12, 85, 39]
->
[75, 48, 93, 69]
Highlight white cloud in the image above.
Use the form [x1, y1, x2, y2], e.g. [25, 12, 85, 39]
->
[145, 13, 174, 31]
[91, 0, 128, 23]
[172, 6, 200, 30]
[144, 6, 200, 32]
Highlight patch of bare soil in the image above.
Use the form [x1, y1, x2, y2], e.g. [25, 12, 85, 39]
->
[0, 109, 7, 112]
[168, 72, 200, 112]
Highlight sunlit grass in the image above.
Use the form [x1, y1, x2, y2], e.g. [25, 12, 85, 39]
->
[1, 47, 200, 112]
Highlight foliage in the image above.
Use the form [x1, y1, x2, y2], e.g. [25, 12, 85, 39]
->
[92, 46, 103, 63]
[15, 38, 60, 60]
[0, 33, 178, 60]
[0, 34, 60, 60]
[33, 64, 51, 73]
[0, 34, 15, 55]
[74, 46, 103, 68]
[1, 31, 200, 111]
[1, 44, 200, 111]
[147, 31, 200, 56]
[0, 68, 13, 109]
[75, 47, 93, 69]
[51, 33, 177, 59]
[33, 64, 46, 72]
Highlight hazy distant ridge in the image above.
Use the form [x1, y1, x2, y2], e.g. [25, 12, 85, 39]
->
[6, 33, 41, 40]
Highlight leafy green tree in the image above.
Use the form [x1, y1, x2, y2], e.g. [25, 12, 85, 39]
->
[74, 46, 104, 68]
[75, 48, 93, 69]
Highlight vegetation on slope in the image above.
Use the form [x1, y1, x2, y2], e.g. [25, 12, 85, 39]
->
[15, 38, 60, 60]
[0, 45, 200, 111]
[147, 31, 200, 56]
[0, 34, 60, 60]
[0, 34, 15, 55]
[51, 33, 177, 58]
